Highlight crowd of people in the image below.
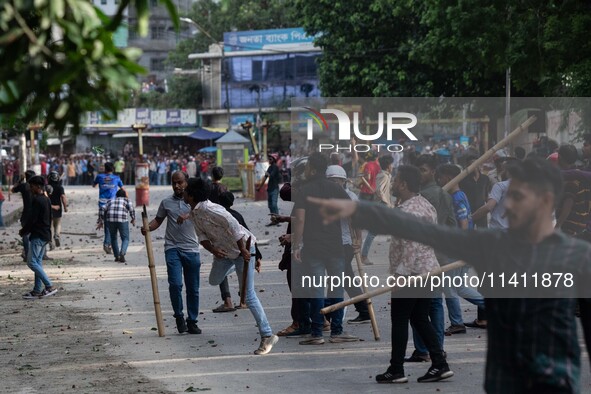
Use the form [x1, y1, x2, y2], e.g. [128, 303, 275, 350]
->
[9, 131, 591, 392]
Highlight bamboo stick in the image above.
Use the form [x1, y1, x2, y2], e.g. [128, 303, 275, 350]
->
[142, 205, 165, 337]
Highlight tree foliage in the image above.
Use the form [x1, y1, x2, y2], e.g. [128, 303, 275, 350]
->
[0, 0, 179, 134]
[294, 0, 591, 98]
[128, 76, 202, 109]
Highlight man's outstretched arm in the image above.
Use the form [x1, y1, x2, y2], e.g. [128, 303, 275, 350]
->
[309, 197, 499, 269]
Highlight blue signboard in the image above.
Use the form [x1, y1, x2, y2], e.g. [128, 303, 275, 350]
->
[166, 109, 182, 125]
[224, 28, 315, 53]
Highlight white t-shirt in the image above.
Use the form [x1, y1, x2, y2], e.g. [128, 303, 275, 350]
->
[489, 180, 510, 229]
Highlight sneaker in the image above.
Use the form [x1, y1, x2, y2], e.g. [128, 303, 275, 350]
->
[417, 365, 454, 383]
[445, 325, 466, 336]
[329, 333, 359, 343]
[299, 336, 325, 345]
[187, 320, 201, 334]
[405, 350, 430, 363]
[176, 316, 188, 334]
[22, 290, 43, 299]
[285, 327, 312, 338]
[376, 368, 408, 384]
[41, 287, 58, 298]
[254, 334, 278, 355]
[118, 255, 126, 263]
[42, 255, 53, 261]
[361, 256, 374, 266]
[49, 242, 55, 251]
[103, 244, 112, 254]
[54, 238, 60, 247]
[347, 314, 371, 324]
[114, 256, 120, 262]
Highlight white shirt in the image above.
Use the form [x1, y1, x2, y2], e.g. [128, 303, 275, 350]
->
[190, 200, 256, 259]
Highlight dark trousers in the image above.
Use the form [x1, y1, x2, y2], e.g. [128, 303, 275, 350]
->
[390, 296, 446, 373]
[287, 265, 309, 325]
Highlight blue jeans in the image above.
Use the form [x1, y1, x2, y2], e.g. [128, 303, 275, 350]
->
[158, 173, 166, 185]
[209, 245, 272, 337]
[304, 256, 345, 337]
[165, 249, 201, 322]
[361, 231, 375, 258]
[412, 296, 445, 355]
[27, 237, 52, 292]
[443, 265, 486, 326]
[267, 187, 279, 215]
[107, 221, 129, 258]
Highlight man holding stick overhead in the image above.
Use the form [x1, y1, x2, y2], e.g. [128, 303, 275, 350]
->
[141, 171, 201, 335]
[182, 177, 278, 355]
[309, 157, 591, 393]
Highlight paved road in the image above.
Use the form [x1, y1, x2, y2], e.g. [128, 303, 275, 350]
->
[1, 185, 589, 393]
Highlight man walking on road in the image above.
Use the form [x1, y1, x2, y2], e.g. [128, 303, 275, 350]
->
[20, 176, 58, 299]
[93, 162, 123, 254]
[142, 171, 202, 334]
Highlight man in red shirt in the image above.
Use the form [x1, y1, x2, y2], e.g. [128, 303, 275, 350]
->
[359, 151, 381, 265]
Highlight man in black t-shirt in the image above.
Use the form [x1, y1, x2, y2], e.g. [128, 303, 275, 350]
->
[12, 169, 35, 261]
[19, 176, 57, 299]
[257, 155, 282, 221]
[292, 152, 358, 345]
[48, 171, 68, 249]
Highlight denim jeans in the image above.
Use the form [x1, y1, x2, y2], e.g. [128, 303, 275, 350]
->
[27, 237, 52, 293]
[165, 248, 201, 322]
[107, 221, 129, 258]
[158, 173, 166, 186]
[412, 296, 445, 355]
[209, 245, 272, 337]
[303, 255, 345, 337]
[443, 265, 486, 326]
[267, 187, 279, 215]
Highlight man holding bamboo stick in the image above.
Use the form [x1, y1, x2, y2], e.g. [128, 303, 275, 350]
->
[309, 157, 591, 393]
[141, 171, 201, 335]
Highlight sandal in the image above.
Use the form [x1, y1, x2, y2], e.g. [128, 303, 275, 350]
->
[212, 304, 236, 313]
[277, 324, 298, 336]
[464, 319, 487, 329]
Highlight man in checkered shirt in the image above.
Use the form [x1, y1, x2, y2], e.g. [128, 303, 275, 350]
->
[99, 188, 135, 263]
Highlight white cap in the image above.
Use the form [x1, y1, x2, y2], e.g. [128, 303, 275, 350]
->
[326, 165, 347, 179]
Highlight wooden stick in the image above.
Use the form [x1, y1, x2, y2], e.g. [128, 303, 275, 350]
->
[321, 261, 466, 315]
[361, 176, 376, 193]
[442, 115, 536, 192]
[353, 251, 380, 341]
[142, 205, 165, 337]
[240, 236, 252, 306]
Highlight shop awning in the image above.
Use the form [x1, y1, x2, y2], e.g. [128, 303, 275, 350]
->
[188, 127, 226, 140]
[112, 131, 194, 138]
